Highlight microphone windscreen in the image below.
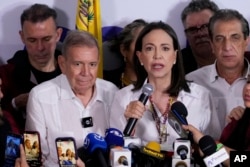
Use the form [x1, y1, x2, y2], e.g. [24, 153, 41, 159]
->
[142, 83, 154, 96]
[105, 128, 124, 148]
[83, 133, 107, 154]
[145, 141, 161, 152]
[198, 135, 216, 156]
[171, 101, 188, 117]
[141, 141, 164, 160]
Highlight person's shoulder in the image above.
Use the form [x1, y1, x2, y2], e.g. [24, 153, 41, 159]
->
[96, 78, 119, 91]
[187, 64, 213, 76]
[0, 63, 15, 73]
[119, 84, 134, 92]
[188, 82, 210, 94]
[7, 50, 28, 64]
[111, 84, 136, 104]
[115, 84, 136, 97]
[180, 82, 211, 100]
[0, 64, 16, 86]
[30, 75, 61, 93]
[0, 50, 27, 67]
[186, 64, 213, 82]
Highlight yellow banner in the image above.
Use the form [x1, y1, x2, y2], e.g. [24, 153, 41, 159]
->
[76, 0, 103, 78]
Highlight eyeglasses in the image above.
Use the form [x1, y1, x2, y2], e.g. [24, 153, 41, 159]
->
[184, 24, 209, 35]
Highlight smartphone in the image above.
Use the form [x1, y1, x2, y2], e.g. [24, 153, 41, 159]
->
[4, 132, 23, 167]
[168, 109, 188, 138]
[55, 137, 78, 167]
[23, 131, 42, 166]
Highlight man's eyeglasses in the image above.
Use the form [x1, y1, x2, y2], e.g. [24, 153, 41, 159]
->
[184, 24, 209, 35]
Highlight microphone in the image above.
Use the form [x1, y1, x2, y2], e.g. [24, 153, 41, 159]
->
[177, 145, 189, 160]
[127, 142, 141, 163]
[141, 141, 165, 160]
[105, 128, 124, 149]
[122, 131, 141, 166]
[169, 101, 193, 142]
[123, 83, 154, 136]
[199, 135, 216, 156]
[141, 141, 164, 167]
[172, 139, 191, 167]
[105, 128, 131, 166]
[83, 133, 108, 167]
[118, 156, 129, 166]
[110, 146, 131, 167]
[171, 101, 188, 125]
[199, 135, 229, 167]
[124, 136, 141, 148]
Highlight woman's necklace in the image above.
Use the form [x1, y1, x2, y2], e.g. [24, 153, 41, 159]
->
[150, 96, 175, 144]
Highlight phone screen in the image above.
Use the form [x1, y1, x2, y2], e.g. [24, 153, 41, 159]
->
[23, 131, 42, 166]
[4, 133, 22, 167]
[55, 137, 77, 167]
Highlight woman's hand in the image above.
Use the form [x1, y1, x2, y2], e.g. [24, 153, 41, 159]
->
[124, 100, 146, 120]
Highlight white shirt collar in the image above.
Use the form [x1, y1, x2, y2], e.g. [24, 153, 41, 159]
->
[210, 58, 250, 82]
[58, 74, 104, 103]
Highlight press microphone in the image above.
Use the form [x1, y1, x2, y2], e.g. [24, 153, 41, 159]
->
[123, 83, 154, 136]
[123, 133, 142, 166]
[199, 135, 229, 167]
[118, 155, 129, 166]
[124, 136, 142, 148]
[83, 133, 108, 167]
[141, 141, 165, 160]
[105, 128, 131, 167]
[141, 141, 164, 167]
[110, 146, 131, 167]
[171, 101, 188, 125]
[172, 139, 191, 167]
[105, 128, 124, 149]
[199, 135, 217, 156]
[177, 145, 189, 160]
[126, 141, 142, 167]
[169, 101, 193, 142]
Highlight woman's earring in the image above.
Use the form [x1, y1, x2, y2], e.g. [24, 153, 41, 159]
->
[124, 56, 127, 62]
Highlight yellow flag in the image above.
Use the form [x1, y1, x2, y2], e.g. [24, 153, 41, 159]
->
[76, 0, 103, 78]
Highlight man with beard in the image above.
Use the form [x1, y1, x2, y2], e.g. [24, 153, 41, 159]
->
[0, 4, 62, 133]
[186, 9, 250, 140]
[181, 0, 219, 74]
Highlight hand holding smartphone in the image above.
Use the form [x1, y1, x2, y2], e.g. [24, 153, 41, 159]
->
[55, 137, 78, 167]
[23, 131, 42, 167]
[4, 132, 23, 167]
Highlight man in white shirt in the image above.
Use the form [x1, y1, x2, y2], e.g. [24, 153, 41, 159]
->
[25, 30, 118, 166]
[186, 9, 250, 138]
